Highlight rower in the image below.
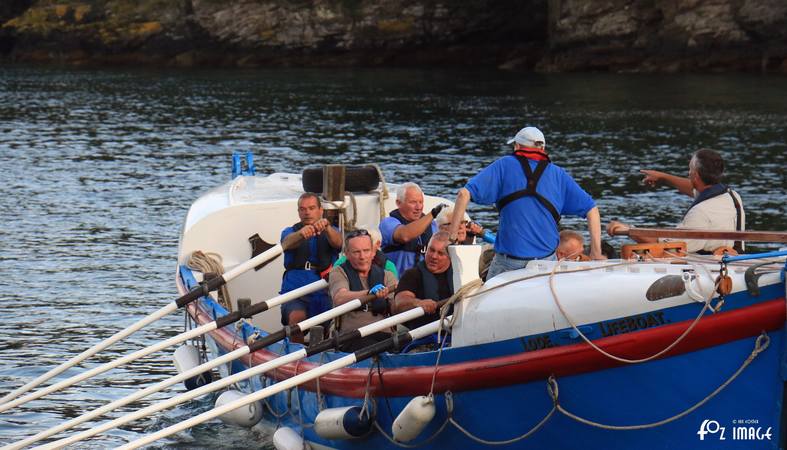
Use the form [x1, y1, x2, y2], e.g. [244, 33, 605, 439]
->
[380, 182, 444, 276]
[328, 229, 397, 352]
[279, 193, 342, 342]
[393, 231, 454, 348]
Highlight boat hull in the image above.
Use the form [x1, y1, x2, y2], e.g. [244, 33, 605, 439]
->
[182, 267, 787, 449]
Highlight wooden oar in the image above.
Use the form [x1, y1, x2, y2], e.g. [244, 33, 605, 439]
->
[0, 244, 284, 407]
[32, 307, 427, 450]
[116, 317, 449, 450]
[0, 281, 327, 439]
[613, 227, 787, 243]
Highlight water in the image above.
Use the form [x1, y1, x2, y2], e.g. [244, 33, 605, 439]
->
[0, 65, 785, 448]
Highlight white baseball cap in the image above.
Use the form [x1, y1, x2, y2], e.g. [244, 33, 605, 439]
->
[506, 126, 545, 148]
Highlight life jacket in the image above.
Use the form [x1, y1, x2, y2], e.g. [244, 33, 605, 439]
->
[373, 249, 390, 271]
[381, 209, 434, 262]
[284, 222, 337, 274]
[495, 154, 561, 227]
[686, 184, 744, 253]
[416, 260, 454, 302]
[341, 260, 387, 315]
[405, 260, 454, 330]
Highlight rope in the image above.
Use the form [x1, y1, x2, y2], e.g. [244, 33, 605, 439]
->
[369, 163, 389, 223]
[187, 250, 232, 312]
[449, 408, 556, 446]
[373, 417, 451, 448]
[359, 362, 376, 421]
[547, 257, 719, 364]
[549, 332, 770, 430]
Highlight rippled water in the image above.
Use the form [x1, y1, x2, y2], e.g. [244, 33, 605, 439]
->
[0, 65, 785, 448]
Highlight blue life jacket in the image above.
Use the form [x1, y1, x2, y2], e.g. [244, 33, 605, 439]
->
[381, 209, 433, 263]
[280, 222, 338, 303]
[284, 222, 337, 273]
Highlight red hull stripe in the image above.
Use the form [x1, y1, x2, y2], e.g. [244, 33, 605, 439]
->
[190, 298, 785, 398]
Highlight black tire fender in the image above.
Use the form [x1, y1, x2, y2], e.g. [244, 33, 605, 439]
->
[301, 165, 380, 193]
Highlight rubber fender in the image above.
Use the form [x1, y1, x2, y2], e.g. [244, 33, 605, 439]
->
[314, 406, 372, 440]
[273, 427, 310, 450]
[215, 390, 263, 427]
[392, 395, 435, 442]
[301, 165, 380, 193]
[172, 345, 213, 390]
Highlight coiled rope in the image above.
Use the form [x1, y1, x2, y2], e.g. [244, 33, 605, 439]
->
[187, 250, 232, 312]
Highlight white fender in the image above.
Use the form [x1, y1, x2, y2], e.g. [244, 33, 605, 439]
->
[273, 426, 310, 450]
[392, 395, 435, 442]
[314, 406, 371, 440]
[172, 344, 213, 390]
[173, 345, 201, 374]
[215, 390, 262, 427]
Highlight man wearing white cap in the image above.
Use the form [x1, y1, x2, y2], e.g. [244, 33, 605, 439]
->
[448, 126, 605, 279]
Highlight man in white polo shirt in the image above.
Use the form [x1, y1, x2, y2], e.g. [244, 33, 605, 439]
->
[607, 148, 745, 253]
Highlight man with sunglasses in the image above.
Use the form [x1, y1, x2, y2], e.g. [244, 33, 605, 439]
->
[329, 229, 398, 352]
[279, 193, 342, 338]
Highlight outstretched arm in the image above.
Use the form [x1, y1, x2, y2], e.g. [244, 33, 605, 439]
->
[586, 207, 607, 260]
[392, 214, 437, 243]
[641, 170, 693, 197]
[448, 188, 471, 243]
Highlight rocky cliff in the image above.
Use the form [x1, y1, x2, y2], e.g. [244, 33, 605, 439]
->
[1, 0, 785, 72]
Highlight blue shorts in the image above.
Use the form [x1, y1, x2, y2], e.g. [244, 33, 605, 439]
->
[279, 291, 332, 326]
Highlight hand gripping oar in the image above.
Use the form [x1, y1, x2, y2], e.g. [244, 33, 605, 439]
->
[0, 246, 299, 416]
[116, 317, 450, 450]
[30, 305, 425, 450]
[0, 244, 284, 407]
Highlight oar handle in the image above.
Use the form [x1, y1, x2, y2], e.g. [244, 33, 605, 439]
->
[358, 284, 397, 305]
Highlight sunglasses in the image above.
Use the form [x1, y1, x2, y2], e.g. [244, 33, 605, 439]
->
[345, 229, 370, 239]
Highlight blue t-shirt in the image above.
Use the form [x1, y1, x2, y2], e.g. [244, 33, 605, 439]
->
[466, 156, 595, 258]
[380, 216, 438, 276]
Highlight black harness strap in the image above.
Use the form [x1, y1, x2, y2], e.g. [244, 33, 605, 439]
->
[686, 186, 745, 254]
[728, 190, 744, 253]
[495, 156, 561, 226]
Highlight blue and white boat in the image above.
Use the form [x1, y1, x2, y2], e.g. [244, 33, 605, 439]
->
[174, 154, 787, 449]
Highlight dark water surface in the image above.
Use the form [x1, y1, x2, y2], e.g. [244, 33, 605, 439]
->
[0, 66, 785, 448]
